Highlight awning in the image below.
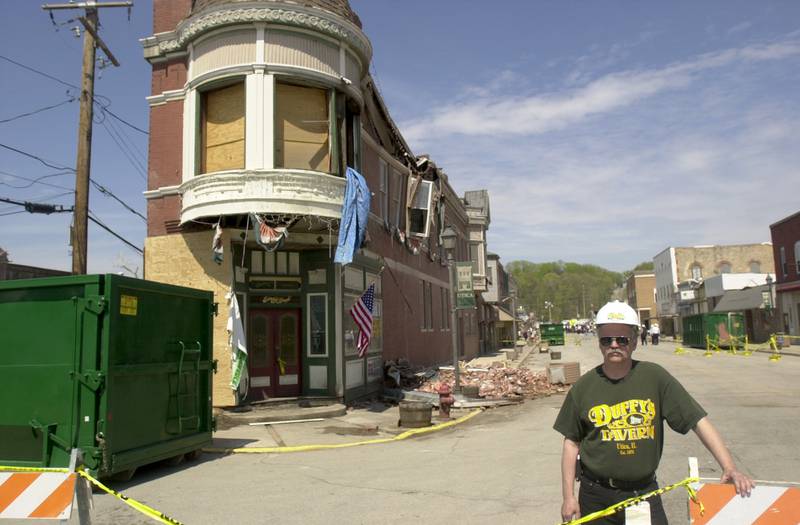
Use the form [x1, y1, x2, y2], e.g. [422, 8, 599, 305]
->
[493, 305, 514, 322]
[713, 285, 768, 312]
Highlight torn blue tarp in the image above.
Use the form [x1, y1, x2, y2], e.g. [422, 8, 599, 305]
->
[334, 167, 371, 266]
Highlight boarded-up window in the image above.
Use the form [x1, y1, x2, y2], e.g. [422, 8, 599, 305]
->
[276, 83, 330, 172]
[201, 82, 245, 173]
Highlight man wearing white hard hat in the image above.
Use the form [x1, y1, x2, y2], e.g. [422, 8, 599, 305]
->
[554, 301, 753, 524]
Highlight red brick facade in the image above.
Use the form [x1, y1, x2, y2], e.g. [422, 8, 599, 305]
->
[771, 211, 800, 285]
[152, 0, 192, 34]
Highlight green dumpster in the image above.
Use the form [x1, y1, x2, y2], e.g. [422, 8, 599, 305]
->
[681, 313, 745, 348]
[0, 274, 215, 478]
[540, 323, 565, 346]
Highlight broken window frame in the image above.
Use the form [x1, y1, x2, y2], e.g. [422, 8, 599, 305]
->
[391, 168, 404, 229]
[794, 241, 800, 275]
[407, 179, 434, 239]
[378, 158, 389, 226]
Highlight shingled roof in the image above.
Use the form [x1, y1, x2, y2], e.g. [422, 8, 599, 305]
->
[191, 0, 362, 28]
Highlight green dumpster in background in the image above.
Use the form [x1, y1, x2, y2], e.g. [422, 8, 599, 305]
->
[0, 274, 215, 479]
[681, 312, 745, 348]
[540, 323, 565, 346]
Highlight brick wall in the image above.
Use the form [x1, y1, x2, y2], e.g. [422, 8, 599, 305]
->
[674, 244, 775, 281]
[148, 100, 184, 193]
[144, 230, 235, 407]
[151, 59, 187, 97]
[153, 0, 192, 34]
[771, 213, 800, 284]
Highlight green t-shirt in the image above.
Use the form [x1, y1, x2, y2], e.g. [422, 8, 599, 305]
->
[553, 361, 707, 481]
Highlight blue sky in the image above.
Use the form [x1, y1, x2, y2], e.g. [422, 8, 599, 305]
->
[2, 1, 799, 274]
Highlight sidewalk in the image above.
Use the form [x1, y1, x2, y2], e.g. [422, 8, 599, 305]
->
[210, 401, 481, 453]
[208, 344, 544, 454]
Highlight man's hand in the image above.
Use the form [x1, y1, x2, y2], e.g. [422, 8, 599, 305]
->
[561, 496, 580, 522]
[721, 468, 755, 497]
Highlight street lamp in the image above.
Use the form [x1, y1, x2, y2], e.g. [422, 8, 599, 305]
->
[544, 300, 554, 323]
[441, 226, 460, 393]
[765, 274, 774, 310]
[501, 290, 518, 348]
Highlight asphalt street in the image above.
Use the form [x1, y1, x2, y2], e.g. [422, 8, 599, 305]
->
[63, 337, 800, 524]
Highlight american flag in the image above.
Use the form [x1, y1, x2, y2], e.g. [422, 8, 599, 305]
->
[350, 283, 375, 358]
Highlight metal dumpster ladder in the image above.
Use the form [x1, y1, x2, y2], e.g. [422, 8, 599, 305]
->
[167, 340, 202, 435]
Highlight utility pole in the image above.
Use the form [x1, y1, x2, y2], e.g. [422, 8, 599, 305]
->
[42, 1, 132, 274]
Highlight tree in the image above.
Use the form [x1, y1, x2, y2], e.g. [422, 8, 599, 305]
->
[506, 261, 624, 322]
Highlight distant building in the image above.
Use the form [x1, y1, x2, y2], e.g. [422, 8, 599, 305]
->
[625, 271, 656, 329]
[0, 247, 69, 281]
[483, 253, 515, 351]
[770, 211, 800, 341]
[653, 243, 775, 336]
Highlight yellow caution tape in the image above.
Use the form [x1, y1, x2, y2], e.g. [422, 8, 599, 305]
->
[77, 468, 185, 525]
[0, 466, 71, 473]
[0, 465, 184, 525]
[558, 476, 704, 525]
[204, 408, 483, 454]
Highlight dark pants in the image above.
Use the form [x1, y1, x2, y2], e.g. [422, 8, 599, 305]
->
[640, 332, 647, 345]
[652, 334, 659, 345]
[578, 476, 668, 525]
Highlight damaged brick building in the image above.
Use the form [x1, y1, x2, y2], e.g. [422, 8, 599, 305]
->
[141, 0, 490, 405]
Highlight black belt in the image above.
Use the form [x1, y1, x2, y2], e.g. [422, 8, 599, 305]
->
[580, 464, 655, 491]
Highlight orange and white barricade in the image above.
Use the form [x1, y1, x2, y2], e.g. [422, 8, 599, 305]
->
[689, 457, 800, 524]
[0, 469, 77, 520]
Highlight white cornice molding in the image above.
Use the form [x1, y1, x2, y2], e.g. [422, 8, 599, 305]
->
[146, 89, 186, 107]
[143, 185, 181, 199]
[142, 3, 372, 65]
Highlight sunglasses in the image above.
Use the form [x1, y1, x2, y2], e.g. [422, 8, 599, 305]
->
[599, 336, 631, 347]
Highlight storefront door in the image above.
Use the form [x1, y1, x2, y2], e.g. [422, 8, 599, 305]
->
[248, 309, 302, 399]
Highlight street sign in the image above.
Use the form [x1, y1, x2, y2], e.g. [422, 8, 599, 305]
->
[456, 262, 475, 309]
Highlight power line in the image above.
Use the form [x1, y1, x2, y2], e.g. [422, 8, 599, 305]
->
[0, 97, 75, 124]
[0, 142, 72, 171]
[0, 54, 76, 89]
[99, 118, 147, 181]
[88, 211, 143, 254]
[0, 210, 27, 217]
[0, 169, 74, 191]
[102, 108, 147, 164]
[0, 196, 73, 214]
[0, 142, 145, 221]
[90, 179, 146, 222]
[0, 54, 149, 135]
[101, 106, 148, 135]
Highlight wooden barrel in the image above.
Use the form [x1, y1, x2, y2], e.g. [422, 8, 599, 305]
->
[461, 385, 479, 398]
[398, 401, 432, 428]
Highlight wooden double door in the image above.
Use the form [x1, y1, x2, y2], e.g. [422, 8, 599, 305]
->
[247, 308, 301, 399]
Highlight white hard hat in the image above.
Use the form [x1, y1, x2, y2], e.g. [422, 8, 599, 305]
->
[595, 301, 639, 326]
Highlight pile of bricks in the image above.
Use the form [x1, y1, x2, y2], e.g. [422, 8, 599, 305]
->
[417, 365, 563, 400]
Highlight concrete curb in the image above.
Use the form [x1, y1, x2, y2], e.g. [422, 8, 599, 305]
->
[215, 403, 347, 430]
[203, 409, 483, 454]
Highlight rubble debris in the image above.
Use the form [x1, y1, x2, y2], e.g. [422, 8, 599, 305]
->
[417, 365, 563, 400]
[384, 358, 430, 389]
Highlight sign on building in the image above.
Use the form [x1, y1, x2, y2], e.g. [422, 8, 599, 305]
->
[456, 262, 475, 309]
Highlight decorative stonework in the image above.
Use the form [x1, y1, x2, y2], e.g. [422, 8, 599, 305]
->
[180, 169, 346, 224]
[143, 4, 371, 65]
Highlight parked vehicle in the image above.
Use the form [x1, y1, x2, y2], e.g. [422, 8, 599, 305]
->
[540, 322, 565, 346]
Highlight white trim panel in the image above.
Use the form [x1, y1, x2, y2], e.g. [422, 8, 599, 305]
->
[180, 169, 345, 223]
[309, 365, 327, 390]
[345, 359, 364, 389]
